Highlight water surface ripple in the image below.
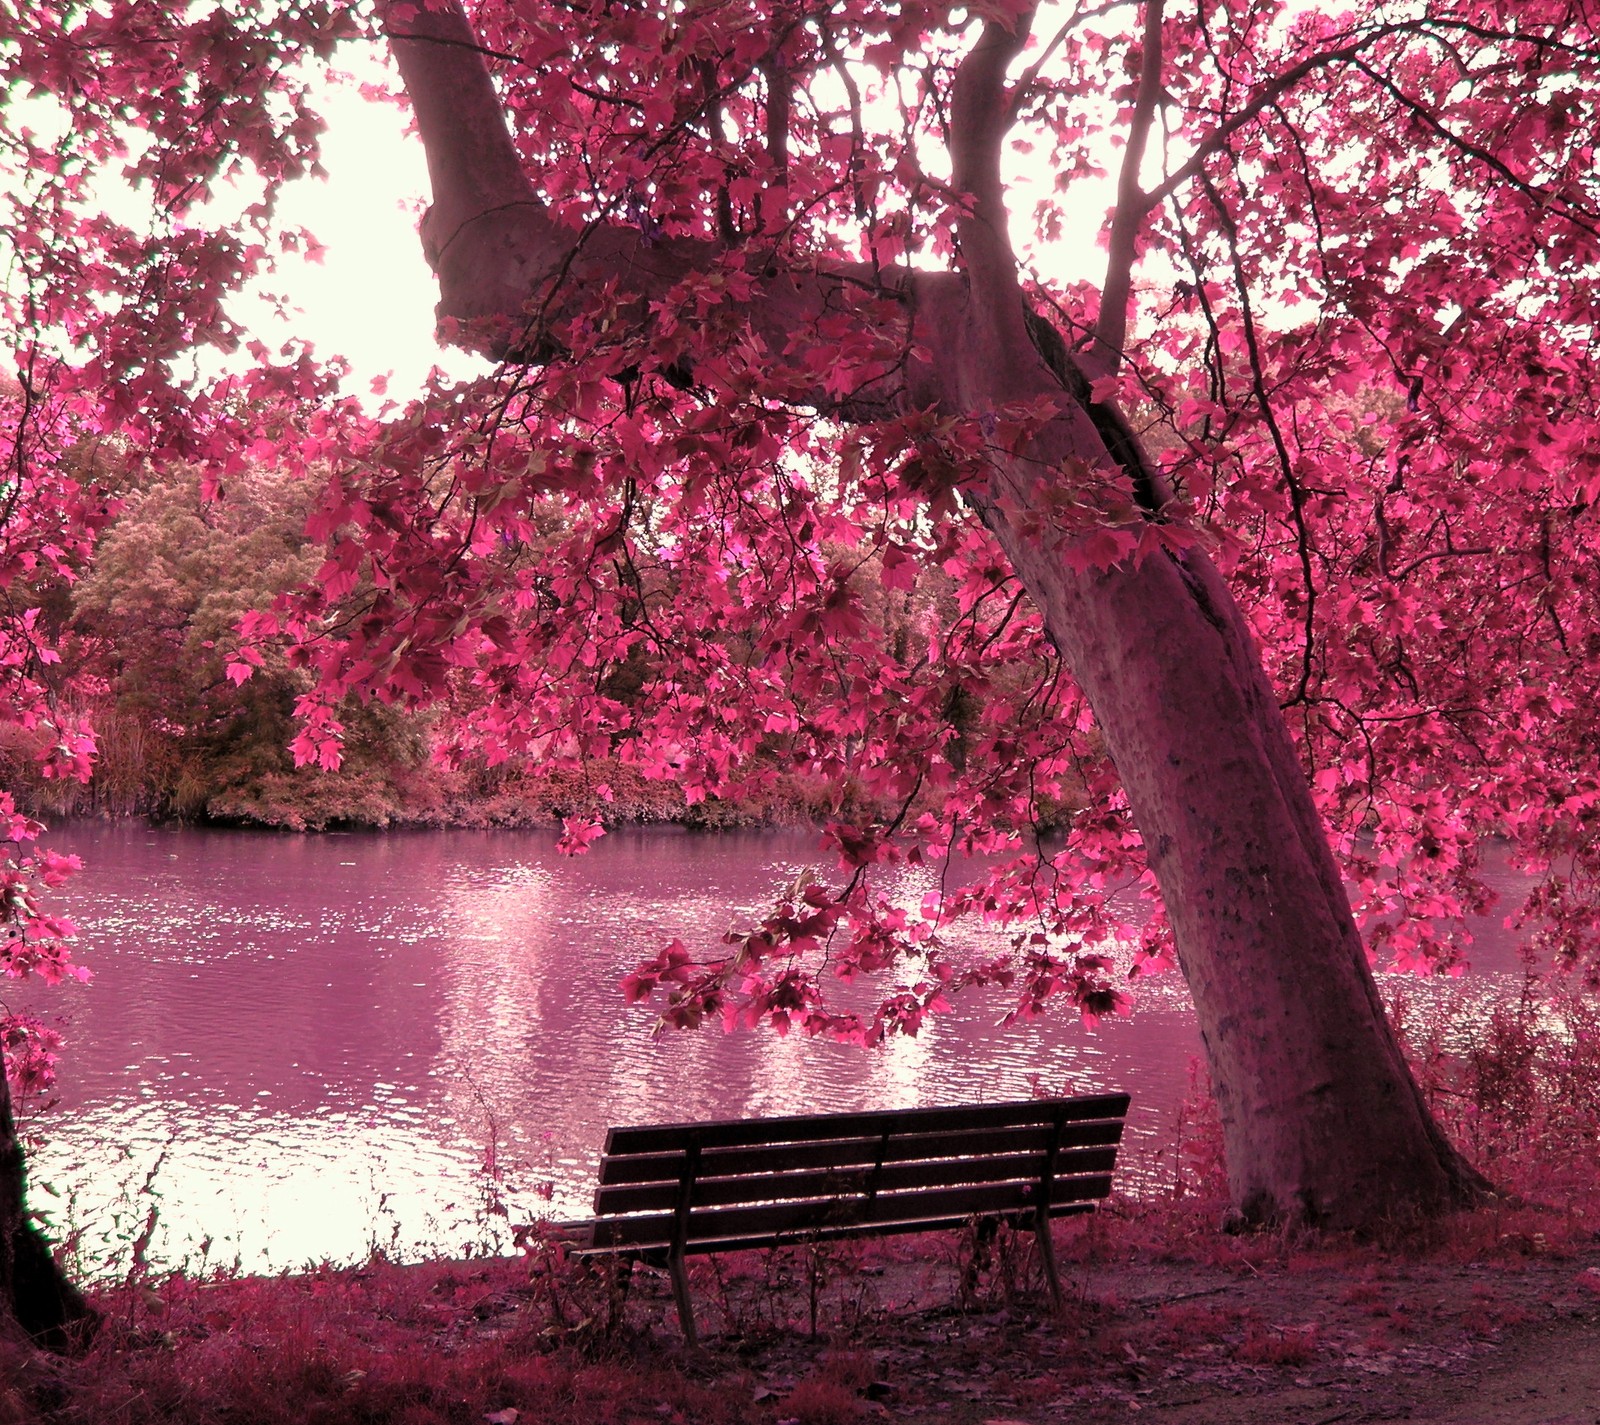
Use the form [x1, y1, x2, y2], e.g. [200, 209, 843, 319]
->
[14, 822, 1529, 1275]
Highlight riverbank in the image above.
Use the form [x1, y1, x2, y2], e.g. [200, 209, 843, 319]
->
[4, 741, 861, 833]
[5, 1197, 1598, 1424]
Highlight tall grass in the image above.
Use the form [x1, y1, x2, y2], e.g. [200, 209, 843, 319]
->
[1387, 975, 1600, 1214]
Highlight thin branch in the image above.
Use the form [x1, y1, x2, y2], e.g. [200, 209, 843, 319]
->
[1200, 169, 1319, 707]
[1351, 57, 1600, 239]
[1389, 545, 1494, 581]
[1011, 0, 1135, 102]
[374, 30, 524, 65]
[820, 24, 870, 225]
[761, 57, 791, 230]
[1140, 44, 1367, 215]
[699, 58, 738, 242]
[568, 78, 649, 112]
[1141, 17, 1600, 220]
[637, 15, 810, 170]
[1093, 0, 1165, 375]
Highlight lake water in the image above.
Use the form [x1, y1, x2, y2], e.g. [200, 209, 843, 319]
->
[11, 821, 1537, 1277]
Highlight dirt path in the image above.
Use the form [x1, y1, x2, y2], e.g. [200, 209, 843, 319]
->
[1078, 1314, 1600, 1424]
[630, 1223, 1600, 1424]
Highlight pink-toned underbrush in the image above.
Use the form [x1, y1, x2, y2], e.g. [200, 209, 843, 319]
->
[1235, 1320, 1319, 1366]
[1150, 979, 1600, 1238]
[1389, 980, 1600, 1221]
[1083, 979, 1600, 1278]
[0, 1258, 760, 1425]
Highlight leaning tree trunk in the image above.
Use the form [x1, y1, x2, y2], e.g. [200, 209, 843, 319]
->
[971, 488, 1486, 1223]
[0, 1048, 95, 1351]
[912, 248, 1487, 1225]
[382, 0, 1490, 1229]
[924, 11, 1487, 1224]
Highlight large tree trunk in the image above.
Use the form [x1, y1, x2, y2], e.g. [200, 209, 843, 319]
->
[912, 222, 1488, 1222]
[382, 1, 1489, 1228]
[971, 492, 1485, 1222]
[0, 1050, 96, 1352]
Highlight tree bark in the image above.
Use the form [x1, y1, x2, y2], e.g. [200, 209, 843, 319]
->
[0, 1050, 96, 1352]
[967, 480, 1486, 1223]
[381, 1, 1489, 1227]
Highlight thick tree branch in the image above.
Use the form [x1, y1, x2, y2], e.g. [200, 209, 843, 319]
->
[1093, 0, 1164, 375]
[944, 4, 1044, 395]
[948, 5, 1036, 295]
[762, 57, 791, 217]
[379, 0, 933, 411]
[380, 2, 538, 247]
[382, 0, 1128, 511]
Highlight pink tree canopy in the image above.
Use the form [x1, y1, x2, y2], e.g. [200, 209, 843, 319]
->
[3, 0, 1598, 1222]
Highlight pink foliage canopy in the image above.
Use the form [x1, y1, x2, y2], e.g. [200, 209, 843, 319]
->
[3, 0, 1599, 1050]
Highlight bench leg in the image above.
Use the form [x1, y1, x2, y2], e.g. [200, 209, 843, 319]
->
[667, 1249, 698, 1346]
[1034, 1208, 1063, 1313]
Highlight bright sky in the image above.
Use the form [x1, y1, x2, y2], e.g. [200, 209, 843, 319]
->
[1, 48, 473, 403]
[230, 64, 485, 399]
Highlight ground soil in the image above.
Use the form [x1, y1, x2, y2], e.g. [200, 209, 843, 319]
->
[6, 1202, 1598, 1424]
[624, 1208, 1600, 1425]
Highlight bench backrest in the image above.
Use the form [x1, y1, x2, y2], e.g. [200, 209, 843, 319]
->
[589, 1093, 1130, 1255]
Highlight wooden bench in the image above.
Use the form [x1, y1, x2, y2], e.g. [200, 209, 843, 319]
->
[570, 1092, 1130, 1342]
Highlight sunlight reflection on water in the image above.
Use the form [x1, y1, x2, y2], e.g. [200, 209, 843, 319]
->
[14, 822, 1538, 1276]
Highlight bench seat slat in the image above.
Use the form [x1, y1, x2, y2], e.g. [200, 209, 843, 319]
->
[593, 1143, 1120, 1216]
[576, 1201, 1099, 1262]
[602, 1093, 1130, 1157]
[585, 1173, 1115, 1252]
[597, 1119, 1125, 1187]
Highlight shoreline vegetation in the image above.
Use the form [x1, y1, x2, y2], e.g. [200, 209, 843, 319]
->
[0, 706, 915, 831]
[3, 729, 1084, 838]
[10, 464, 1087, 838]
[0, 738, 885, 836]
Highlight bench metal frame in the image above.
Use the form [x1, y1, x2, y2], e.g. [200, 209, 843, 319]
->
[572, 1092, 1130, 1342]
